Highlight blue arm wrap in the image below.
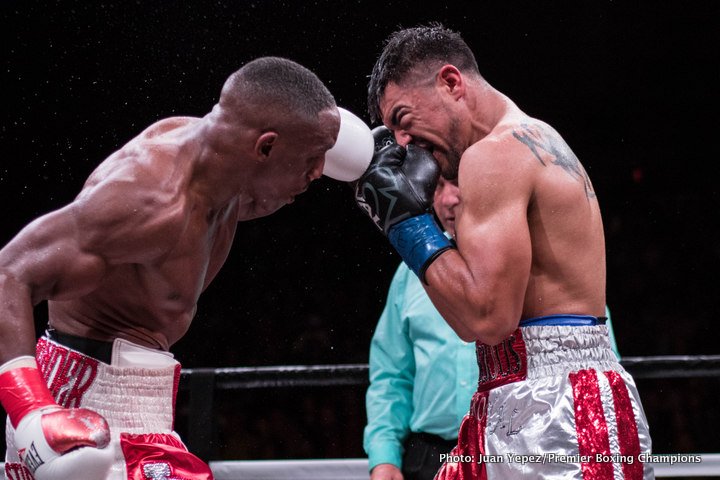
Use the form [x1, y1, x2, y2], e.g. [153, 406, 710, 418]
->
[387, 213, 455, 282]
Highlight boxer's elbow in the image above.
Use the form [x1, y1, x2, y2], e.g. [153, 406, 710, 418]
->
[461, 300, 520, 346]
[473, 321, 518, 346]
[0, 267, 24, 292]
[0, 268, 33, 301]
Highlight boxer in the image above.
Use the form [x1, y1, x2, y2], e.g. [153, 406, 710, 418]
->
[355, 24, 653, 478]
[0, 56, 372, 480]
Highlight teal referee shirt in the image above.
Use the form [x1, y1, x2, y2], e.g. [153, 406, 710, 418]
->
[363, 262, 477, 470]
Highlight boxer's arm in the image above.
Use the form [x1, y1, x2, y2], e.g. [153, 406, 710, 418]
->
[0, 205, 109, 361]
[0, 177, 174, 373]
[0, 178, 182, 358]
[0, 204, 115, 477]
[0, 178, 177, 476]
[424, 143, 533, 345]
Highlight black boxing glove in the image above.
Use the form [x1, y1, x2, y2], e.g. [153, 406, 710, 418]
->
[357, 127, 438, 232]
[371, 125, 396, 152]
[355, 126, 455, 281]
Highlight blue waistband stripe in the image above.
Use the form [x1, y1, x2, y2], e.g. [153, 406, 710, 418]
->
[520, 314, 605, 327]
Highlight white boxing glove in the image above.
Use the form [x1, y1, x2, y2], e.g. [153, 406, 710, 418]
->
[0, 358, 113, 479]
[14, 407, 113, 479]
[323, 107, 374, 181]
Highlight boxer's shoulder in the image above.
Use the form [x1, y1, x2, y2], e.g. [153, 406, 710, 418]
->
[139, 116, 202, 139]
[109, 117, 203, 174]
[72, 170, 191, 262]
[460, 126, 537, 179]
[465, 117, 576, 179]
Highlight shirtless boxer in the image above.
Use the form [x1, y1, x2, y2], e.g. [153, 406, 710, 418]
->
[0, 56, 367, 480]
[356, 24, 653, 478]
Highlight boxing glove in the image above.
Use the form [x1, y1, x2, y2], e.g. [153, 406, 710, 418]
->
[371, 125, 396, 153]
[0, 357, 113, 479]
[323, 108, 374, 182]
[355, 127, 455, 281]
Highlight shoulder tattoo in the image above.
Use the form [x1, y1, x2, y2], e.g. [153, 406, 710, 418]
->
[512, 123, 596, 199]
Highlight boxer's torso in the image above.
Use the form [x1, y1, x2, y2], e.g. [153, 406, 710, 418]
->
[460, 112, 606, 320]
[48, 117, 241, 350]
[520, 119, 606, 320]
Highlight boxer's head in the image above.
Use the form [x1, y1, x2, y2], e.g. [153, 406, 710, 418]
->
[368, 23, 479, 123]
[215, 57, 340, 216]
[368, 24, 481, 181]
[221, 56, 336, 124]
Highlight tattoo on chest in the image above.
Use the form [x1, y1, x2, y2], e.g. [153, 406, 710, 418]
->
[512, 123, 596, 198]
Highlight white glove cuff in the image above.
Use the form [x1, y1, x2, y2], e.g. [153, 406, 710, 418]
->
[0, 356, 37, 374]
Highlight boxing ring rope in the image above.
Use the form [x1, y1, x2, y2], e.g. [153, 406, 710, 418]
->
[175, 355, 720, 479]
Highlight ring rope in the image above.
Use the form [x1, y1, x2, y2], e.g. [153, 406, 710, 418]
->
[179, 355, 720, 389]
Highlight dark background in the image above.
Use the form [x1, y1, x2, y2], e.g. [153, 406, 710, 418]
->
[2, 0, 718, 463]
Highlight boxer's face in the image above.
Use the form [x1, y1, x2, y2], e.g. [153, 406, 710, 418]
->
[254, 108, 339, 214]
[379, 80, 463, 180]
[433, 176, 461, 237]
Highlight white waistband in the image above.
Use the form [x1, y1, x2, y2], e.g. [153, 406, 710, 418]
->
[37, 337, 180, 433]
[520, 325, 621, 379]
[111, 337, 176, 368]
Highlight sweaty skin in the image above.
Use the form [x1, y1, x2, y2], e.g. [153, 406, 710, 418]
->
[0, 108, 339, 358]
[380, 66, 605, 345]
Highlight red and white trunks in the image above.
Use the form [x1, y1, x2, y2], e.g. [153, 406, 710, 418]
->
[435, 324, 653, 479]
[5, 335, 213, 480]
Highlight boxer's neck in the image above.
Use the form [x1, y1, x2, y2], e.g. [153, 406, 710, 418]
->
[188, 112, 257, 210]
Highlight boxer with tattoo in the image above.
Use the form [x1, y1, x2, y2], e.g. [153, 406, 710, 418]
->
[356, 24, 653, 479]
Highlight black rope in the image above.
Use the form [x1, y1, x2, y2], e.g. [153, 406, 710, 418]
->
[180, 364, 369, 389]
[178, 356, 720, 459]
[179, 356, 720, 389]
[619, 355, 720, 379]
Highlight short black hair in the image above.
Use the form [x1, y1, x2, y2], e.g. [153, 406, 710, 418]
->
[222, 56, 335, 121]
[368, 23, 479, 123]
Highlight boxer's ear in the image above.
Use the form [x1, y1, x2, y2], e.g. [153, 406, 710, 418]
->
[255, 132, 277, 160]
[437, 64, 464, 100]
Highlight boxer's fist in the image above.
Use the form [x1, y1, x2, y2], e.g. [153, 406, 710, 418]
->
[14, 406, 113, 479]
[355, 139, 440, 234]
[355, 132, 453, 281]
[323, 108, 374, 182]
[371, 125, 396, 152]
[0, 362, 112, 479]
